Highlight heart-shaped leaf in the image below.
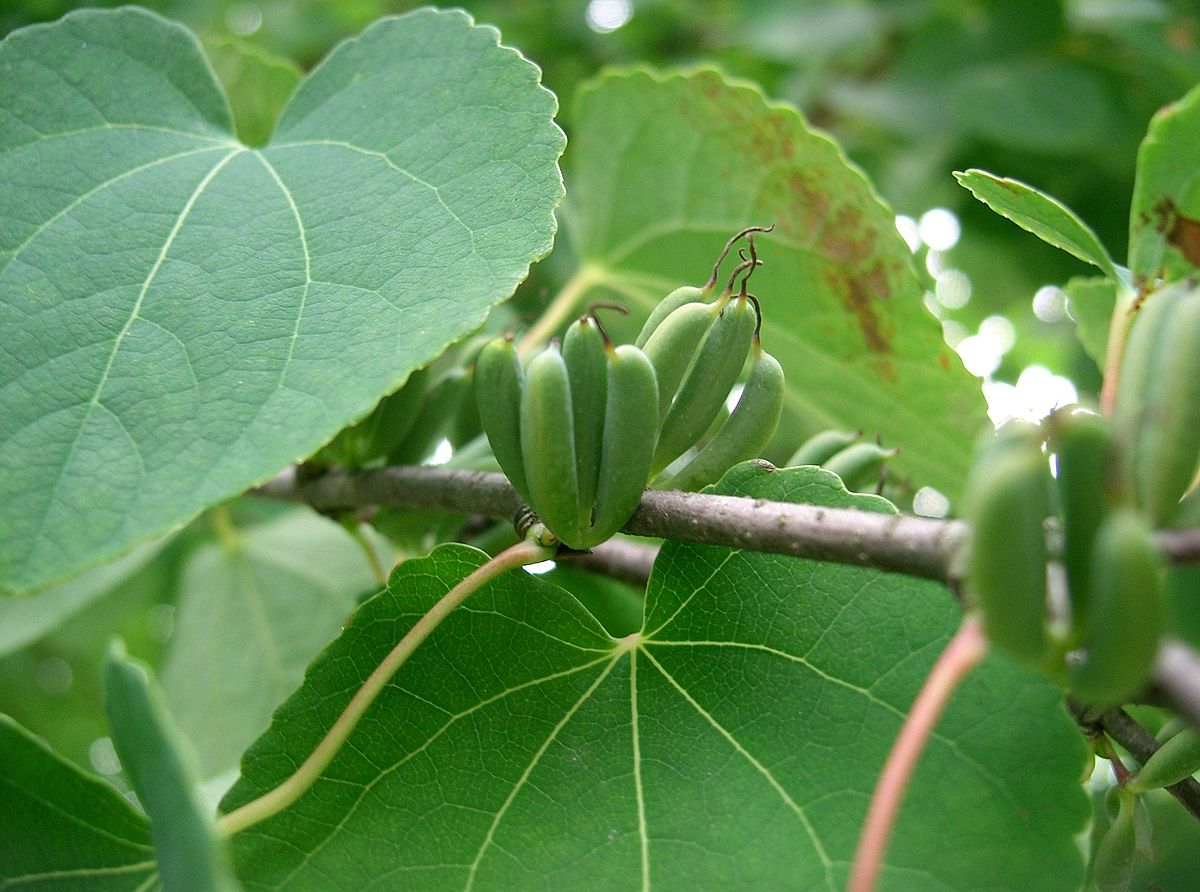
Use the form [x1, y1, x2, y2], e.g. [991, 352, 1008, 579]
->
[561, 69, 986, 501]
[0, 7, 564, 594]
[222, 466, 1087, 890]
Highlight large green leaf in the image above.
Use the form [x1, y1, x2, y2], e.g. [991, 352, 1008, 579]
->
[161, 509, 387, 778]
[104, 642, 240, 891]
[1129, 83, 1200, 285]
[222, 465, 1086, 890]
[0, 713, 156, 889]
[562, 69, 986, 501]
[954, 169, 1118, 279]
[0, 7, 564, 594]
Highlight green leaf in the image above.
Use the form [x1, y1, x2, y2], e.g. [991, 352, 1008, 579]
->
[564, 69, 985, 501]
[1130, 83, 1200, 285]
[1064, 275, 1118, 371]
[222, 466, 1086, 890]
[954, 169, 1118, 279]
[0, 713, 157, 889]
[202, 37, 301, 148]
[104, 641, 240, 892]
[0, 7, 564, 594]
[161, 509, 388, 778]
[0, 537, 166, 657]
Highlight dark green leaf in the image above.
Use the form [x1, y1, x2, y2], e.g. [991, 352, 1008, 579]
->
[0, 713, 156, 889]
[104, 641, 240, 892]
[563, 69, 986, 501]
[222, 466, 1086, 890]
[955, 169, 1118, 278]
[0, 7, 564, 594]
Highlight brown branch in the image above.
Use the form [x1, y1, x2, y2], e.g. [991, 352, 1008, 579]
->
[1069, 700, 1200, 822]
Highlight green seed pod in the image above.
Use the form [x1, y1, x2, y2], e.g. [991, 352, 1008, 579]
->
[822, 441, 898, 492]
[580, 344, 659, 547]
[658, 345, 784, 491]
[1114, 281, 1200, 524]
[652, 295, 756, 476]
[1070, 508, 1165, 705]
[963, 425, 1052, 666]
[641, 300, 719, 422]
[1093, 789, 1138, 892]
[1045, 409, 1123, 636]
[387, 368, 469, 466]
[474, 336, 528, 500]
[785, 429, 861, 468]
[635, 285, 708, 347]
[1127, 727, 1200, 793]
[520, 343, 582, 548]
[563, 315, 608, 528]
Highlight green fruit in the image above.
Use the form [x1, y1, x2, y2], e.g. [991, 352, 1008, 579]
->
[474, 336, 528, 500]
[652, 295, 756, 476]
[1093, 789, 1138, 892]
[785, 429, 861, 467]
[658, 345, 784, 491]
[1127, 727, 1200, 793]
[822, 441, 897, 492]
[1070, 508, 1165, 706]
[634, 285, 707, 347]
[1045, 409, 1123, 636]
[640, 300, 718, 422]
[1114, 281, 1200, 524]
[520, 343, 582, 548]
[581, 343, 659, 547]
[963, 425, 1052, 666]
[563, 315, 609, 528]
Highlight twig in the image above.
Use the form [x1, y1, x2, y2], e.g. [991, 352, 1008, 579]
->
[1069, 700, 1200, 822]
[1155, 640, 1200, 729]
[252, 463, 966, 581]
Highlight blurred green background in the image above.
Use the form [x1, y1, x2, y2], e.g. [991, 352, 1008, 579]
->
[4, 2, 1200, 884]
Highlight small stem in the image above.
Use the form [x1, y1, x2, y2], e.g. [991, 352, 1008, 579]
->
[342, 519, 388, 587]
[210, 504, 241, 551]
[215, 535, 555, 837]
[848, 616, 988, 892]
[1099, 285, 1140, 416]
[518, 265, 602, 359]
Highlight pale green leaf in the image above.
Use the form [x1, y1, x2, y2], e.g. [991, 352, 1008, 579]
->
[104, 641, 240, 892]
[954, 169, 1118, 279]
[161, 509, 388, 778]
[1130, 83, 1200, 285]
[202, 37, 301, 148]
[222, 466, 1086, 890]
[0, 538, 166, 657]
[0, 7, 564, 594]
[563, 69, 986, 501]
[0, 714, 157, 890]
[1064, 275, 1118, 371]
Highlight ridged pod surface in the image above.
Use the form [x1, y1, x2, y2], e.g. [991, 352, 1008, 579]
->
[520, 344, 582, 547]
[634, 285, 707, 347]
[563, 316, 608, 527]
[658, 345, 783, 491]
[474, 337, 528, 500]
[785, 429, 860, 467]
[1069, 508, 1164, 706]
[1114, 281, 1200, 524]
[962, 423, 1052, 666]
[652, 296, 756, 476]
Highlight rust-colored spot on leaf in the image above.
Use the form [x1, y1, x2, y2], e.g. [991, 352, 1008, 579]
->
[939, 352, 951, 371]
[825, 262, 896, 381]
[1152, 198, 1200, 268]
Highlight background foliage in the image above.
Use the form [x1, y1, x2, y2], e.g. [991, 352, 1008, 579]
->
[4, 1, 1200, 889]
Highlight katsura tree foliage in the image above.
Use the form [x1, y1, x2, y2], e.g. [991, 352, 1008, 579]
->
[2, 6, 1200, 892]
